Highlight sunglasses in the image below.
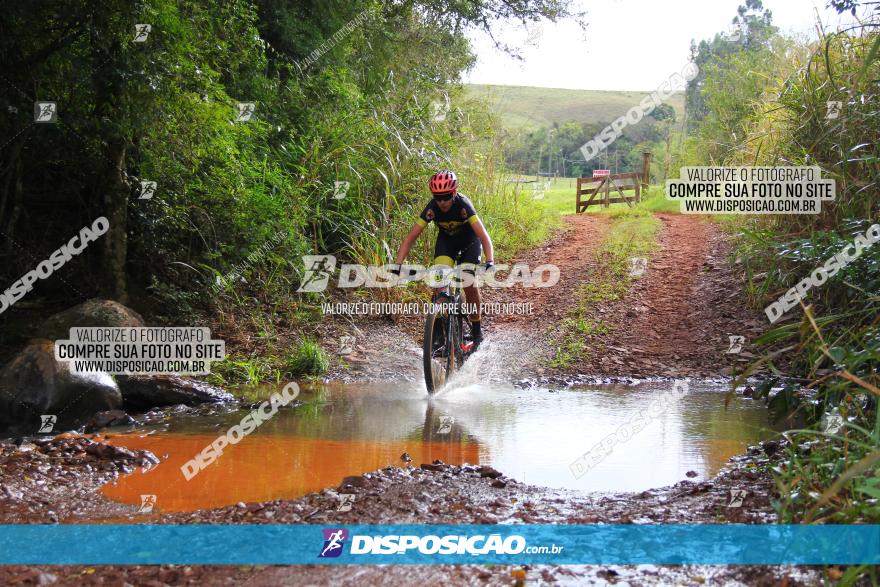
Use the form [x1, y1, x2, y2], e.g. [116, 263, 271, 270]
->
[433, 191, 455, 202]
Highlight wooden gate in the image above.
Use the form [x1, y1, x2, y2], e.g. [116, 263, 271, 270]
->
[575, 172, 641, 213]
[575, 151, 652, 213]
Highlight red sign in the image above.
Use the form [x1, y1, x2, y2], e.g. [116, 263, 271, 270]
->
[593, 169, 611, 177]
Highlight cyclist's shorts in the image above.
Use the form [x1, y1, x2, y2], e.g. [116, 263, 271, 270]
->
[433, 232, 481, 273]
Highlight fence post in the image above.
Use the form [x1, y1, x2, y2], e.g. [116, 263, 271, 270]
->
[641, 152, 652, 201]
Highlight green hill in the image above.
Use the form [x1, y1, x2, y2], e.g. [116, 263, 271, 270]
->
[465, 84, 686, 129]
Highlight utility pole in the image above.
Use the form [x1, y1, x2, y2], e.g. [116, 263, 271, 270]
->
[537, 143, 543, 178]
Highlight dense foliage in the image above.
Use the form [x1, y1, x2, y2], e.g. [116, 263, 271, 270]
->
[0, 0, 574, 330]
[502, 114, 672, 180]
[683, 0, 879, 527]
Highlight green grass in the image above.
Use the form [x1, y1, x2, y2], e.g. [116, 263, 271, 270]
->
[548, 209, 661, 368]
[636, 186, 680, 214]
[466, 84, 685, 130]
[507, 176, 581, 216]
[549, 318, 611, 369]
[508, 177, 680, 217]
[208, 355, 282, 387]
[205, 337, 330, 388]
[284, 339, 330, 377]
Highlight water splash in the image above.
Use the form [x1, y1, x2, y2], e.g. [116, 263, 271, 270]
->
[444, 330, 544, 391]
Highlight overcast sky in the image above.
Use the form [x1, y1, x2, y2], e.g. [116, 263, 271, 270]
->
[464, 0, 864, 91]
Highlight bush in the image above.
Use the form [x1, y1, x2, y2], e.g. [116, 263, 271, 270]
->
[284, 339, 329, 377]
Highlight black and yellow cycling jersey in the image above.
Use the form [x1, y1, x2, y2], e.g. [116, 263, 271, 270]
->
[417, 194, 482, 268]
[416, 193, 480, 238]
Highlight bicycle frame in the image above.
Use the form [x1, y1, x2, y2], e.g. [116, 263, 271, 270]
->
[433, 261, 472, 348]
[423, 260, 473, 393]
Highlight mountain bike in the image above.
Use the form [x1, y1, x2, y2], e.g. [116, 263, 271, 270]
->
[423, 258, 474, 393]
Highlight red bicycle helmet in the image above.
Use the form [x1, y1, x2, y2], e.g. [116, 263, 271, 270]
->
[429, 171, 458, 194]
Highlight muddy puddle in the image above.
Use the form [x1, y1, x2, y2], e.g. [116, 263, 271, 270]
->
[102, 375, 777, 514]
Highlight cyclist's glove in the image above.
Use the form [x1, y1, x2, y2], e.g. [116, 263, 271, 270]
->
[482, 261, 495, 271]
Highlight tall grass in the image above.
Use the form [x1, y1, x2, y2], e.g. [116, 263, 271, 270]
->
[753, 309, 880, 524]
[714, 23, 880, 525]
[209, 86, 556, 312]
[741, 30, 880, 228]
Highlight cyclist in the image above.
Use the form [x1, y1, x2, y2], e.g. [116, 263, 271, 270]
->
[393, 171, 494, 349]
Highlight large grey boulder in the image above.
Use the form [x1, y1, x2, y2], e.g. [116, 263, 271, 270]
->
[38, 298, 145, 340]
[117, 374, 234, 410]
[2, 299, 234, 430]
[0, 340, 122, 433]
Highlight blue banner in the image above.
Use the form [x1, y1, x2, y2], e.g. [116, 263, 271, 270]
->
[0, 524, 876, 565]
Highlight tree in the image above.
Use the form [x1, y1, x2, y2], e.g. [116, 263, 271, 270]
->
[0, 0, 580, 314]
[685, 0, 777, 123]
[650, 104, 676, 181]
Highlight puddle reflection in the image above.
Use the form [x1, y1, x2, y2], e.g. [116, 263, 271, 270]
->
[104, 380, 776, 513]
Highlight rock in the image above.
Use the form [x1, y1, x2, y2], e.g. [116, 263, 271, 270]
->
[420, 463, 444, 472]
[110, 445, 139, 460]
[761, 440, 780, 457]
[685, 470, 698, 478]
[339, 475, 368, 489]
[0, 340, 122, 431]
[10, 570, 57, 585]
[84, 409, 135, 432]
[116, 374, 233, 410]
[599, 569, 619, 579]
[490, 479, 507, 488]
[2, 486, 23, 501]
[85, 442, 133, 460]
[137, 450, 160, 466]
[400, 452, 412, 463]
[37, 298, 145, 340]
[478, 466, 503, 479]
[158, 569, 179, 583]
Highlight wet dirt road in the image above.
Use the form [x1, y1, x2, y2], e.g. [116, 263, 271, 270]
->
[0, 214, 824, 586]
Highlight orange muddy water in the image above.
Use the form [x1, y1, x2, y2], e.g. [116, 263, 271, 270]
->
[102, 378, 777, 513]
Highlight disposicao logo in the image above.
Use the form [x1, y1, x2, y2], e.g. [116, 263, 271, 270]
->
[319, 528, 349, 558]
[316, 529, 563, 558]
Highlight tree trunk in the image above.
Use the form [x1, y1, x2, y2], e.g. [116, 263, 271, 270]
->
[1, 152, 24, 256]
[101, 137, 129, 303]
[664, 125, 672, 183]
[89, 8, 129, 304]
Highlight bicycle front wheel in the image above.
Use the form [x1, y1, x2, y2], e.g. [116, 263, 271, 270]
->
[423, 310, 447, 394]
